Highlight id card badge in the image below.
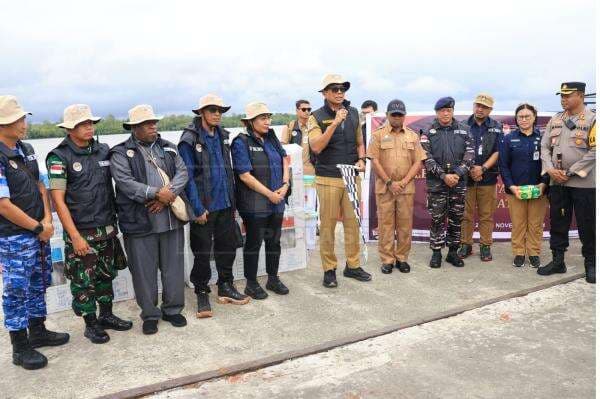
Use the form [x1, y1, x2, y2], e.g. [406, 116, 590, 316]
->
[533, 151, 540, 161]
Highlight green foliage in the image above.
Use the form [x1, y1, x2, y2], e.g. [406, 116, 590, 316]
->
[27, 113, 297, 139]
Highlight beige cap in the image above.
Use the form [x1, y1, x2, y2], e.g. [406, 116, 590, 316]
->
[56, 104, 101, 129]
[474, 93, 494, 108]
[123, 104, 163, 130]
[319, 73, 350, 92]
[0, 95, 32, 125]
[192, 94, 231, 115]
[241, 102, 272, 121]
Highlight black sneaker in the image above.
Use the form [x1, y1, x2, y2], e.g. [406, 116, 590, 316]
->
[161, 313, 187, 327]
[142, 320, 158, 335]
[513, 255, 525, 267]
[323, 270, 338, 288]
[381, 264, 394, 274]
[446, 250, 464, 267]
[196, 291, 213, 318]
[396, 261, 411, 273]
[266, 276, 289, 295]
[430, 250, 442, 268]
[244, 280, 268, 300]
[528, 256, 541, 268]
[480, 245, 493, 262]
[343, 265, 372, 282]
[457, 244, 472, 259]
[217, 282, 250, 305]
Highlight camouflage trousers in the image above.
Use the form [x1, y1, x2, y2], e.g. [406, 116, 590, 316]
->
[64, 237, 123, 316]
[1, 234, 51, 331]
[427, 186, 467, 250]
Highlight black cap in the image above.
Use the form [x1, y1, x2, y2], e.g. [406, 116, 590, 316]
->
[556, 82, 586, 95]
[434, 96, 455, 111]
[386, 99, 406, 115]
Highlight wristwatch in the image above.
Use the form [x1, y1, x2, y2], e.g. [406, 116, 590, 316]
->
[385, 179, 392, 187]
[481, 166, 488, 173]
[32, 222, 43, 235]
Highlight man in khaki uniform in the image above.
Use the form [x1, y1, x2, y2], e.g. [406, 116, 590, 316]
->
[308, 73, 371, 288]
[368, 100, 426, 274]
[538, 81, 596, 283]
[281, 99, 315, 176]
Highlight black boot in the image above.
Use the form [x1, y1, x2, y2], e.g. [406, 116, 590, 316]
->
[10, 329, 47, 370]
[446, 246, 464, 267]
[217, 282, 250, 305]
[98, 303, 133, 331]
[584, 258, 595, 284]
[196, 291, 213, 318]
[430, 250, 442, 268]
[83, 314, 110, 344]
[28, 317, 70, 348]
[266, 275, 290, 295]
[537, 250, 567, 276]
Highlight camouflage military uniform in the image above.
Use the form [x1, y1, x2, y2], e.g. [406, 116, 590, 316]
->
[1, 234, 52, 331]
[421, 119, 475, 250]
[47, 153, 126, 317]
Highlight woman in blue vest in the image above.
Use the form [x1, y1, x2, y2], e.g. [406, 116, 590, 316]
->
[499, 103, 549, 268]
[231, 102, 291, 300]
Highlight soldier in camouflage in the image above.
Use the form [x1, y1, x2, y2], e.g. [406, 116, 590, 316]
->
[420, 97, 475, 268]
[47, 104, 132, 344]
[0, 95, 69, 370]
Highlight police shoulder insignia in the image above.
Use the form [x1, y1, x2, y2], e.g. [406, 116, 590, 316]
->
[291, 131, 297, 137]
[429, 129, 436, 134]
[126, 149, 135, 158]
[72, 162, 82, 172]
[195, 143, 202, 152]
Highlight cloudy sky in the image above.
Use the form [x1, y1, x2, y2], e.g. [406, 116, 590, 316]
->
[0, 0, 596, 122]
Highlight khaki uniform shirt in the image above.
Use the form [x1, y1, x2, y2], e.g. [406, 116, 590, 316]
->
[541, 107, 595, 188]
[367, 123, 426, 194]
[281, 120, 315, 176]
[307, 114, 363, 188]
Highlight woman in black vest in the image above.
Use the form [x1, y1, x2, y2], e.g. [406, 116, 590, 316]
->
[231, 102, 290, 300]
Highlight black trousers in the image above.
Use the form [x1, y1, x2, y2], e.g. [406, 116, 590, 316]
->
[548, 186, 595, 259]
[241, 213, 284, 281]
[189, 208, 237, 293]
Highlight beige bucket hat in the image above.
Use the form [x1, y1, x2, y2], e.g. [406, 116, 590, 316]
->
[192, 94, 231, 115]
[318, 73, 351, 92]
[474, 93, 494, 108]
[56, 104, 101, 129]
[123, 104, 163, 130]
[0, 95, 32, 125]
[241, 102, 272, 120]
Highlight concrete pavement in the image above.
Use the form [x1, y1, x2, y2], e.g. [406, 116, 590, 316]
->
[0, 239, 591, 399]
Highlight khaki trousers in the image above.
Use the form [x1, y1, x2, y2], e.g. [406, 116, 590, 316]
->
[316, 181, 361, 271]
[460, 184, 497, 246]
[507, 195, 548, 256]
[376, 192, 414, 264]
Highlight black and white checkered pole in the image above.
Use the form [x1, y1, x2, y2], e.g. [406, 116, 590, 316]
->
[336, 164, 368, 265]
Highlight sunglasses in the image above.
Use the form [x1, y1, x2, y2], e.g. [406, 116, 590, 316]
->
[299, 107, 312, 112]
[389, 113, 404, 118]
[328, 85, 347, 93]
[204, 106, 223, 114]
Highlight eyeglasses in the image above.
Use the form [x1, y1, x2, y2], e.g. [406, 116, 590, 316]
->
[299, 107, 312, 112]
[328, 85, 347, 93]
[204, 106, 222, 114]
